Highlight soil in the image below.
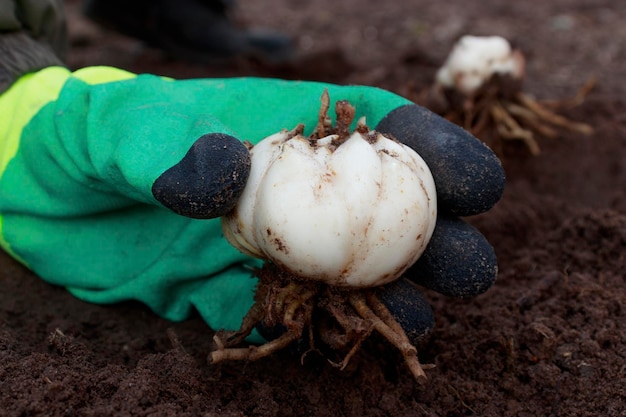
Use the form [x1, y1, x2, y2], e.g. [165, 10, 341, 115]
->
[1, 0, 625, 416]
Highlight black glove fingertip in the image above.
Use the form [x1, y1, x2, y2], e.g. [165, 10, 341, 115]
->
[378, 278, 435, 346]
[152, 133, 251, 219]
[376, 104, 505, 217]
[407, 216, 498, 297]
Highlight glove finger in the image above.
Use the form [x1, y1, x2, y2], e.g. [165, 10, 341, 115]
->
[375, 104, 505, 217]
[376, 278, 435, 346]
[152, 133, 251, 219]
[406, 215, 498, 297]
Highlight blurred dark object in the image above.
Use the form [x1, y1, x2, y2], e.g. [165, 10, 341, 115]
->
[0, 0, 66, 92]
[83, 0, 294, 62]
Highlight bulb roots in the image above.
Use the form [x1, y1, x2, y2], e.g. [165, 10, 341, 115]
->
[209, 262, 429, 382]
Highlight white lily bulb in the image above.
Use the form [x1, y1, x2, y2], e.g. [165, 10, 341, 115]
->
[435, 35, 525, 96]
[222, 127, 437, 288]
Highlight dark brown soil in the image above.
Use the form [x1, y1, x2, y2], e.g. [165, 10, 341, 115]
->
[1, 0, 625, 416]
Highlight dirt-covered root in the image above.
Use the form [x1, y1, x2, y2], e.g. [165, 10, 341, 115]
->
[426, 76, 595, 156]
[490, 90, 593, 155]
[347, 292, 428, 380]
[208, 263, 429, 381]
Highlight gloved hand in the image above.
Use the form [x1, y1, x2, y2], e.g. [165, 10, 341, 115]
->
[0, 66, 503, 344]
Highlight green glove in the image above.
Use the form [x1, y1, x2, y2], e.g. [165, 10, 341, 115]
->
[0, 66, 419, 342]
[0, 66, 504, 343]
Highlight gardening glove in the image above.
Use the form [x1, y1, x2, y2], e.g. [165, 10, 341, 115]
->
[0, 66, 503, 344]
